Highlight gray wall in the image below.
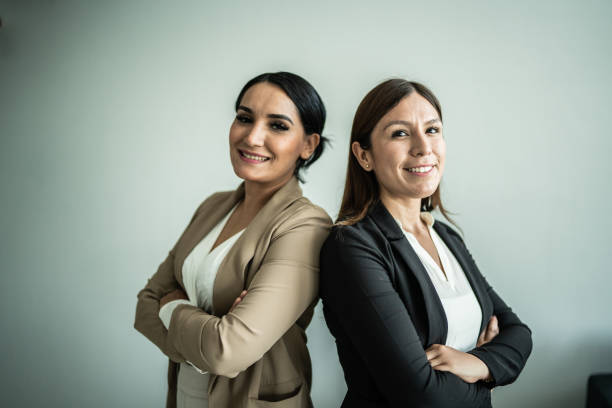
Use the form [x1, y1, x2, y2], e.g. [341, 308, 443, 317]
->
[1, 1, 611, 407]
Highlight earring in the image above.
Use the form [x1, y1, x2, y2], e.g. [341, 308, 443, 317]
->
[365, 163, 369, 168]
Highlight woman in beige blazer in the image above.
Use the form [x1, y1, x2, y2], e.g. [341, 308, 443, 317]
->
[134, 72, 331, 408]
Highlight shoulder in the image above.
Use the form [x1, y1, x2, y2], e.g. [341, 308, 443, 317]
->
[434, 219, 464, 241]
[327, 214, 385, 246]
[433, 219, 471, 254]
[274, 197, 332, 233]
[193, 190, 235, 215]
[322, 215, 388, 261]
[263, 198, 332, 264]
[289, 197, 332, 223]
[319, 217, 392, 295]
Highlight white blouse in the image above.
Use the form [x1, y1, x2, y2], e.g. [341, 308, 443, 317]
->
[158, 205, 244, 374]
[397, 213, 482, 352]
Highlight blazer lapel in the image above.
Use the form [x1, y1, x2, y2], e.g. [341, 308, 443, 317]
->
[369, 201, 447, 346]
[212, 177, 304, 315]
[433, 223, 491, 334]
[174, 186, 245, 286]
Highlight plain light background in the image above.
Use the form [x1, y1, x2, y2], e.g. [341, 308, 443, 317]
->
[1, 1, 611, 407]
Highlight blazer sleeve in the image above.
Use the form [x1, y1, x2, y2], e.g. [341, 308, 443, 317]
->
[133, 197, 213, 362]
[165, 205, 331, 377]
[454, 233, 533, 387]
[320, 228, 492, 408]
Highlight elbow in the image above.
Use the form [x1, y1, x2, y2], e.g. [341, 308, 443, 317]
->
[133, 308, 146, 336]
[133, 299, 156, 337]
[515, 323, 534, 367]
[133, 320, 142, 335]
[204, 355, 249, 378]
[133, 316, 152, 339]
[525, 325, 534, 355]
[194, 336, 261, 377]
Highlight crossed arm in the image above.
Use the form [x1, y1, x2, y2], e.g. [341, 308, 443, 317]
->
[426, 316, 499, 384]
[134, 205, 330, 377]
[320, 229, 531, 407]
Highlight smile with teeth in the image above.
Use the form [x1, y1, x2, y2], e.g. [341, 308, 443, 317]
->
[407, 165, 434, 173]
[239, 150, 270, 161]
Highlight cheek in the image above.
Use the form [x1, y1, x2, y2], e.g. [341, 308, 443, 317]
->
[270, 135, 303, 161]
[228, 124, 241, 145]
[434, 141, 446, 167]
[376, 148, 403, 174]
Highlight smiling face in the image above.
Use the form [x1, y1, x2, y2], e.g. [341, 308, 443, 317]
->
[229, 82, 319, 188]
[352, 91, 445, 202]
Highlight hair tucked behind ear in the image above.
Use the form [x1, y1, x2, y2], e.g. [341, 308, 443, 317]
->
[337, 78, 458, 230]
[235, 72, 329, 183]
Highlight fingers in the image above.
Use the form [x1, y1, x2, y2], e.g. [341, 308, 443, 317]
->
[477, 329, 486, 347]
[229, 297, 241, 311]
[425, 344, 443, 361]
[426, 344, 448, 367]
[229, 290, 248, 313]
[484, 315, 499, 343]
[426, 345, 450, 371]
[430, 361, 450, 371]
[477, 316, 499, 347]
[428, 355, 447, 369]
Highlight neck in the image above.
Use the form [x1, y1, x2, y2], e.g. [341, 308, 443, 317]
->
[242, 173, 294, 213]
[379, 190, 426, 234]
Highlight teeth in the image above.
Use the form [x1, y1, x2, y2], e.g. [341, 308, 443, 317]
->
[242, 152, 268, 161]
[408, 166, 433, 173]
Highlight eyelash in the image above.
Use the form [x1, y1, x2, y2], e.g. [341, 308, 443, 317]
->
[271, 122, 289, 131]
[236, 114, 252, 124]
[391, 127, 441, 137]
[235, 115, 289, 131]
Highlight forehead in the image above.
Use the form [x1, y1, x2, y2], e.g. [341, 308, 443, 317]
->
[239, 82, 299, 119]
[378, 92, 440, 126]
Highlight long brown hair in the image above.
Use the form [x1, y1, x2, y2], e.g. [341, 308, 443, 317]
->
[337, 79, 456, 227]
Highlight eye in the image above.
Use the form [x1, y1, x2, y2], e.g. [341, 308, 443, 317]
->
[392, 129, 409, 138]
[426, 126, 441, 135]
[235, 114, 252, 124]
[270, 121, 289, 131]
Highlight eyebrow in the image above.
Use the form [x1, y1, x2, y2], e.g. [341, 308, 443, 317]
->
[382, 118, 441, 130]
[237, 105, 294, 125]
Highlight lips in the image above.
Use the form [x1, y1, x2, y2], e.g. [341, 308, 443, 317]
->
[406, 165, 434, 173]
[238, 149, 270, 162]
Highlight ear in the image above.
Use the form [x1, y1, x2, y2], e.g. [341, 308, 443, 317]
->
[351, 141, 373, 171]
[300, 133, 321, 160]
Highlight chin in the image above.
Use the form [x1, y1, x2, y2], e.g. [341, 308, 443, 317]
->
[407, 186, 438, 200]
[234, 169, 261, 182]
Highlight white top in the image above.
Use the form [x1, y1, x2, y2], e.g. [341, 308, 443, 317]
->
[159, 205, 244, 373]
[397, 213, 482, 352]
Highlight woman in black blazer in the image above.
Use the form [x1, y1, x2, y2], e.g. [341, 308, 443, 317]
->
[320, 79, 532, 407]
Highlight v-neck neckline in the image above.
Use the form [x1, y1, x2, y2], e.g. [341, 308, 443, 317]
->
[207, 204, 243, 255]
[400, 224, 453, 285]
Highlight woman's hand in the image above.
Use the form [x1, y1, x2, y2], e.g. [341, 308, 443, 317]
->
[228, 290, 247, 313]
[477, 315, 499, 347]
[159, 288, 188, 308]
[426, 344, 490, 383]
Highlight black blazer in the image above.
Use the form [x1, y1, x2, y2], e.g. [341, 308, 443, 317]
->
[320, 201, 532, 408]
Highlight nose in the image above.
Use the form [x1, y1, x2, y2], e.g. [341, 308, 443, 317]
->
[244, 122, 266, 147]
[409, 130, 432, 157]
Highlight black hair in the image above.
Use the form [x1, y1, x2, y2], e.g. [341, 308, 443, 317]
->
[234, 72, 329, 183]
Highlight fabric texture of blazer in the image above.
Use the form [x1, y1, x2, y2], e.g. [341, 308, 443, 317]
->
[319, 200, 532, 408]
[134, 177, 331, 408]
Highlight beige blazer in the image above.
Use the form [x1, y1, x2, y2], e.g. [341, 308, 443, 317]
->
[134, 177, 331, 408]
